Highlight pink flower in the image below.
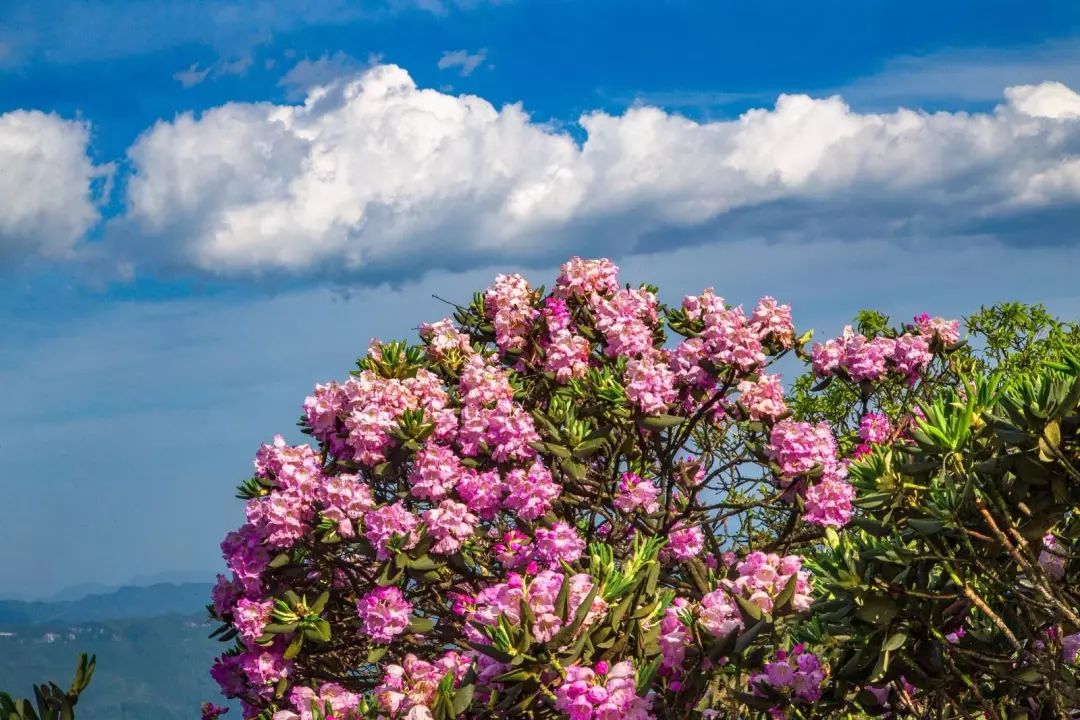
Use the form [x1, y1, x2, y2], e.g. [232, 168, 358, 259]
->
[803, 474, 855, 528]
[409, 444, 462, 502]
[699, 589, 742, 638]
[364, 502, 420, 561]
[554, 660, 653, 720]
[454, 468, 504, 519]
[664, 523, 705, 563]
[766, 421, 840, 485]
[356, 586, 413, 644]
[892, 333, 932, 379]
[751, 645, 826, 703]
[535, 522, 586, 566]
[555, 257, 621, 299]
[418, 318, 472, 361]
[422, 500, 477, 555]
[750, 296, 795, 348]
[234, 598, 273, 644]
[286, 683, 361, 720]
[504, 459, 561, 520]
[913, 313, 961, 345]
[613, 472, 660, 514]
[737, 373, 787, 422]
[316, 473, 374, 538]
[858, 413, 893, 445]
[545, 329, 591, 383]
[592, 287, 659, 359]
[493, 529, 534, 569]
[625, 351, 678, 414]
[485, 273, 539, 353]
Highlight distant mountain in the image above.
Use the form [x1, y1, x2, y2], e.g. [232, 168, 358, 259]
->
[0, 613, 232, 720]
[0, 583, 214, 625]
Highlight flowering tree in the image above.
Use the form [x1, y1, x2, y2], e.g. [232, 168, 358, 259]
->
[205, 258, 1080, 719]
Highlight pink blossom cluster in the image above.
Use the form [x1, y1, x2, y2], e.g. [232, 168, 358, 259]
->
[858, 413, 893, 445]
[457, 354, 540, 462]
[811, 323, 942, 383]
[364, 501, 420, 561]
[422, 499, 478, 555]
[274, 683, 361, 720]
[332, 367, 457, 466]
[913, 313, 961, 345]
[737, 373, 787, 422]
[233, 598, 273, 644]
[625, 351, 678, 414]
[375, 652, 471, 719]
[766, 421, 854, 527]
[613, 472, 660, 514]
[681, 289, 766, 374]
[750, 296, 796, 349]
[542, 297, 590, 383]
[751, 644, 827, 703]
[555, 256, 621, 299]
[766, 421, 841, 482]
[592, 287, 661, 359]
[535, 521, 587, 566]
[553, 661, 654, 720]
[418, 318, 472, 361]
[698, 552, 814, 639]
[355, 586, 412, 644]
[484, 273, 539, 353]
[468, 569, 606, 646]
[663, 522, 706, 563]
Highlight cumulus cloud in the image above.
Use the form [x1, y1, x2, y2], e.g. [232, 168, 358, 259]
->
[0, 110, 108, 263]
[437, 48, 488, 76]
[117, 64, 1080, 280]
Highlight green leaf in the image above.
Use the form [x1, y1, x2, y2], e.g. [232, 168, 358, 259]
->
[450, 684, 474, 717]
[883, 631, 907, 652]
[409, 616, 437, 634]
[366, 646, 388, 664]
[283, 632, 305, 659]
[772, 574, 798, 614]
[639, 414, 685, 430]
[856, 596, 899, 626]
[734, 594, 764, 622]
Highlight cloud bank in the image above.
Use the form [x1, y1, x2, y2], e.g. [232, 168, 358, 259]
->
[118, 65, 1080, 279]
[0, 110, 108, 262]
[5, 64, 1080, 280]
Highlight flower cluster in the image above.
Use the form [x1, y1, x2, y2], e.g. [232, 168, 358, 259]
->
[553, 661, 653, 720]
[375, 652, 471, 719]
[766, 421, 853, 527]
[750, 644, 827, 703]
[811, 323, 939, 383]
[355, 586, 412, 644]
[697, 552, 814, 642]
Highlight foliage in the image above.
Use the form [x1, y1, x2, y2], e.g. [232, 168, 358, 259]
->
[0, 654, 95, 720]
[204, 256, 1080, 720]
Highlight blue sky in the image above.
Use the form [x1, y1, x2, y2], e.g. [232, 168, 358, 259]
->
[3, 0, 1080, 598]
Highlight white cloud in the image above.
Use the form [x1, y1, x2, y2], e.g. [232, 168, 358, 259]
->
[438, 48, 487, 77]
[0, 110, 108, 262]
[118, 64, 1080, 279]
[173, 62, 211, 88]
[173, 56, 254, 88]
